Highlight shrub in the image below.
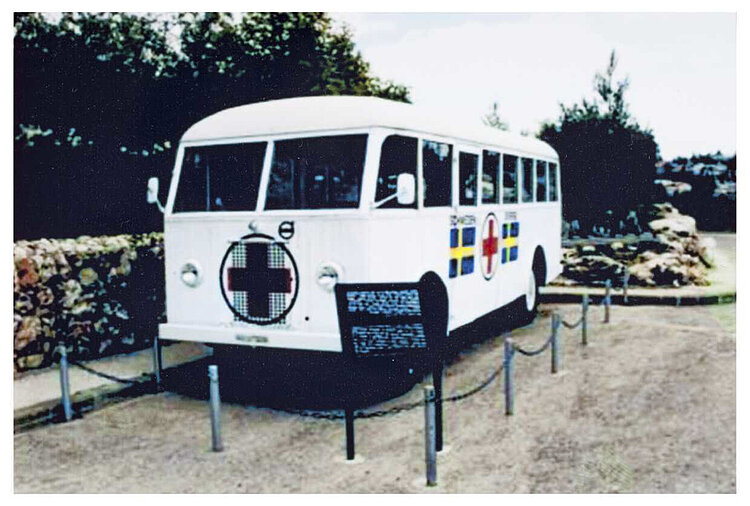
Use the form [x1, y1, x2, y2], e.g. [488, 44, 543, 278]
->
[13, 233, 164, 374]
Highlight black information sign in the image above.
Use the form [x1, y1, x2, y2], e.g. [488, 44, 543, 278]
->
[334, 272, 448, 361]
[335, 271, 449, 459]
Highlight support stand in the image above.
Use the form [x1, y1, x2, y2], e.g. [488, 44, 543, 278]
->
[345, 408, 355, 461]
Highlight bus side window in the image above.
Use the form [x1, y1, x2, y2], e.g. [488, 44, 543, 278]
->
[423, 140, 453, 207]
[536, 160, 548, 202]
[482, 150, 500, 204]
[459, 152, 478, 206]
[521, 157, 534, 203]
[549, 163, 558, 201]
[376, 135, 418, 208]
[502, 154, 518, 204]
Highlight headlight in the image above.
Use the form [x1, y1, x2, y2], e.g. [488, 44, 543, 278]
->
[180, 261, 202, 287]
[316, 262, 342, 292]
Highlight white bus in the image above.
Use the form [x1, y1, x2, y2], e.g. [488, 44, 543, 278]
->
[150, 96, 562, 357]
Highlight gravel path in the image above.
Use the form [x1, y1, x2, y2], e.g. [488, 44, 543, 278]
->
[14, 303, 735, 493]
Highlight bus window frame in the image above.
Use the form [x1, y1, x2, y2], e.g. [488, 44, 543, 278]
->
[535, 159, 548, 203]
[457, 146, 481, 208]
[548, 161, 559, 202]
[373, 133, 420, 210]
[480, 149, 501, 206]
[420, 137, 455, 210]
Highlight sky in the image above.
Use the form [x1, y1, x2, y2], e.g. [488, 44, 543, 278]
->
[333, 12, 736, 160]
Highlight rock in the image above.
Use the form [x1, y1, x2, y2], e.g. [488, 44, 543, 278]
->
[562, 254, 626, 285]
[18, 353, 44, 369]
[650, 202, 680, 219]
[627, 251, 708, 287]
[558, 204, 711, 288]
[697, 237, 717, 267]
[648, 215, 697, 237]
[579, 245, 597, 256]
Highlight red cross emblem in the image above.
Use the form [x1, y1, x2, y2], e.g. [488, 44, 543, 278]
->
[481, 213, 500, 280]
[219, 234, 300, 325]
[228, 242, 291, 318]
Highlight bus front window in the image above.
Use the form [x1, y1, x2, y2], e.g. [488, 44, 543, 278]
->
[173, 142, 267, 213]
[265, 135, 368, 210]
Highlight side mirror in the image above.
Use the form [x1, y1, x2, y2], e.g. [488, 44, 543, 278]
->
[147, 177, 159, 204]
[147, 177, 165, 213]
[396, 173, 416, 206]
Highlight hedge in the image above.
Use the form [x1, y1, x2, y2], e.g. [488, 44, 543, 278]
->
[13, 233, 165, 374]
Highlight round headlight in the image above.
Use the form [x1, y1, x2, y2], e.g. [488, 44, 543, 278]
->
[316, 262, 342, 292]
[180, 261, 202, 287]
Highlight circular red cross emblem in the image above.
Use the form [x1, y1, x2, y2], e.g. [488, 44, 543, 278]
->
[481, 213, 500, 280]
[219, 233, 300, 326]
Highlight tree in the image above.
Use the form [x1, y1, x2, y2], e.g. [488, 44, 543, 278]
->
[482, 102, 509, 131]
[14, 12, 410, 240]
[538, 50, 659, 233]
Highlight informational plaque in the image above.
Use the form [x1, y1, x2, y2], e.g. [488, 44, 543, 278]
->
[334, 272, 448, 361]
[334, 271, 449, 459]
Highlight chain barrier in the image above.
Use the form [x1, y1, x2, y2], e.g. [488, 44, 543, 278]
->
[69, 359, 149, 385]
[443, 363, 503, 402]
[561, 316, 583, 329]
[59, 290, 611, 423]
[512, 332, 554, 356]
[64, 346, 213, 388]
[269, 361, 505, 420]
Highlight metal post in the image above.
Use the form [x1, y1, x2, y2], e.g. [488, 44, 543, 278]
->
[424, 386, 437, 487]
[551, 315, 560, 374]
[152, 336, 162, 392]
[208, 365, 223, 452]
[623, 271, 630, 304]
[433, 362, 444, 453]
[581, 294, 589, 346]
[58, 344, 73, 422]
[345, 409, 355, 461]
[604, 279, 611, 323]
[503, 337, 515, 416]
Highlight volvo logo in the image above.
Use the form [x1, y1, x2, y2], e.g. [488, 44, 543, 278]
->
[278, 221, 295, 240]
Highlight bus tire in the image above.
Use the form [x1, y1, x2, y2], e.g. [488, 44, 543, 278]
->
[522, 267, 539, 322]
[522, 249, 545, 322]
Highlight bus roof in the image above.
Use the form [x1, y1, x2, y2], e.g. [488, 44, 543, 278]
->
[181, 96, 559, 159]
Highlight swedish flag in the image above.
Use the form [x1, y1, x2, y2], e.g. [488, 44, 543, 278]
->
[449, 226, 476, 278]
[501, 222, 519, 264]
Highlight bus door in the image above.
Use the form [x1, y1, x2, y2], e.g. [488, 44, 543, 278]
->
[448, 146, 482, 328]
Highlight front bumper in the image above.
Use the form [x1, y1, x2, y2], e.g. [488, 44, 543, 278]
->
[158, 323, 342, 352]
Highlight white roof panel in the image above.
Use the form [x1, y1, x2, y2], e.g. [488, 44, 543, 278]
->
[181, 96, 558, 159]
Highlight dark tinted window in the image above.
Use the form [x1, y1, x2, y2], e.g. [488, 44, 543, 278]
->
[265, 135, 367, 210]
[502, 154, 518, 204]
[459, 152, 478, 206]
[423, 140, 452, 207]
[549, 163, 558, 201]
[482, 150, 500, 204]
[536, 160, 548, 202]
[174, 142, 267, 213]
[522, 158, 534, 203]
[376, 135, 417, 209]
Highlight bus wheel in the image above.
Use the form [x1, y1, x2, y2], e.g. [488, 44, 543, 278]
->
[522, 267, 539, 321]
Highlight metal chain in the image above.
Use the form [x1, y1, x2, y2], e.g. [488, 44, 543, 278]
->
[513, 333, 554, 357]
[561, 317, 583, 329]
[443, 363, 503, 402]
[69, 360, 148, 385]
[268, 361, 505, 420]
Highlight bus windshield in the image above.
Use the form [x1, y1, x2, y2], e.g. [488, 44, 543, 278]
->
[173, 142, 267, 213]
[265, 134, 367, 210]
